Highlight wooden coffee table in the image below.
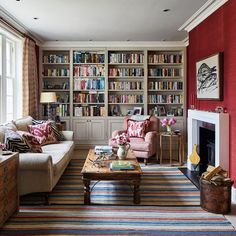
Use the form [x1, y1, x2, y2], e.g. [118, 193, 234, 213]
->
[81, 149, 142, 205]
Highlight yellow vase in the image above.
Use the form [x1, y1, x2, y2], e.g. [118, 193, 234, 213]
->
[189, 144, 200, 165]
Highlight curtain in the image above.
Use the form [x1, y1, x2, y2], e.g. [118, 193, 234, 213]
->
[22, 37, 39, 118]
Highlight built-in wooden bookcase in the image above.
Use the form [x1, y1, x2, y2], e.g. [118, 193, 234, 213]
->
[40, 47, 186, 146]
[41, 50, 70, 118]
[147, 50, 184, 118]
[73, 50, 106, 117]
[108, 50, 145, 116]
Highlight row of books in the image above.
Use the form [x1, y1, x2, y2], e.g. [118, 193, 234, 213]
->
[74, 78, 105, 90]
[108, 81, 143, 90]
[73, 52, 105, 64]
[43, 81, 70, 90]
[57, 94, 70, 103]
[73, 93, 104, 103]
[109, 94, 143, 103]
[148, 68, 181, 77]
[44, 68, 70, 77]
[43, 54, 69, 64]
[148, 81, 183, 90]
[109, 68, 144, 77]
[74, 105, 106, 117]
[148, 54, 182, 64]
[109, 53, 144, 64]
[43, 104, 70, 117]
[148, 94, 183, 104]
[74, 65, 105, 77]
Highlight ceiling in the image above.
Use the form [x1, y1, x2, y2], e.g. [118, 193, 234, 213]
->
[0, 0, 209, 42]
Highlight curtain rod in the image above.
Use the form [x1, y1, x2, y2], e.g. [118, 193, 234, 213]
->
[0, 17, 36, 43]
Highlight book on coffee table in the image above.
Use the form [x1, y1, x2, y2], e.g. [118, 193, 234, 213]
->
[110, 160, 135, 170]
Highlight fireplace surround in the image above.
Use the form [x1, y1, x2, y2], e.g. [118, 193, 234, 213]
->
[187, 109, 229, 172]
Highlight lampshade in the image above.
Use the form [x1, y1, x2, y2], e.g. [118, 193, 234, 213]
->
[40, 92, 57, 103]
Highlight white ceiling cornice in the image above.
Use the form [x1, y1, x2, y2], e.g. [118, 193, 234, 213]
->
[41, 41, 187, 48]
[0, 6, 44, 44]
[179, 0, 228, 32]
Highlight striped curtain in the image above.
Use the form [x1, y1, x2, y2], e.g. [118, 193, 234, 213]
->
[22, 38, 39, 118]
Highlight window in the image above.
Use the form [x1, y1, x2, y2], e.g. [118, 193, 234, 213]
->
[0, 27, 23, 123]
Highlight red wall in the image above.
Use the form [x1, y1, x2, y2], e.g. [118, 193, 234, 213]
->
[187, 0, 236, 185]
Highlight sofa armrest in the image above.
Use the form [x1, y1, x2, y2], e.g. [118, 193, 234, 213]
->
[19, 153, 53, 171]
[111, 130, 127, 138]
[62, 131, 74, 141]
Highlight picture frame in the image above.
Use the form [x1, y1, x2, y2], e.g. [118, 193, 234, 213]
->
[133, 107, 142, 115]
[196, 52, 223, 100]
[126, 109, 133, 116]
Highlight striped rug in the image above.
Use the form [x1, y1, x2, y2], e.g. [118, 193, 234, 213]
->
[21, 158, 200, 206]
[1, 205, 235, 235]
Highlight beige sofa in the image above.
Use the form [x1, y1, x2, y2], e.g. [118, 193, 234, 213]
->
[0, 116, 74, 196]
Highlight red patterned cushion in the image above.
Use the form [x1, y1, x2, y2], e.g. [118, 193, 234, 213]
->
[127, 119, 149, 138]
[28, 122, 58, 146]
[17, 131, 42, 153]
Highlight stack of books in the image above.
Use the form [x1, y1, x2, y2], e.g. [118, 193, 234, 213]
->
[110, 161, 135, 170]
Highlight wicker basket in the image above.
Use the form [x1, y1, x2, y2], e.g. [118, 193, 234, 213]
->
[200, 178, 233, 214]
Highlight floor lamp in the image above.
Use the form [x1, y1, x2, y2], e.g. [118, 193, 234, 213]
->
[40, 92, 57, 120]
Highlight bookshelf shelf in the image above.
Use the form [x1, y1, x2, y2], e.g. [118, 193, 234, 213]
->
[108, 103, 144, 105]
[42, 89, 70, 92]
[43, 76, 70, 79]
[108, 50, 145, 116]
[148, 50, 185, 117]
[73, 50, 106, 117]
[41, 50, 70, 118]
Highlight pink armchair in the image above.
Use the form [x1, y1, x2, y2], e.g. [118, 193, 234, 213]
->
[109, 116, 159, 165]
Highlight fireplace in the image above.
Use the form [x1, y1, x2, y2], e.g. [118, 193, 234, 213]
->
[199, 126, 215, 175]
[185, 110, 229, 187]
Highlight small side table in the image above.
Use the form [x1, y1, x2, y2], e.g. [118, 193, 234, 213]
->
[159, 132, 183, 165]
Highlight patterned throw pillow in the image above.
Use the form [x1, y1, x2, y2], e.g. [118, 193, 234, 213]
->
[127, 119, 149, 138]
[4, 129, 31, 153]
[28, 121, 58, 146]
[17, 131, 42, 153]
[32, 119, 65, 141]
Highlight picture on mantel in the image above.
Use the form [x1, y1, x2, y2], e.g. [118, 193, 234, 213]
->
[196, 53, 223, 100]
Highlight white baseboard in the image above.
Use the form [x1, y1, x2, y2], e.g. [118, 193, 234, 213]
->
[232, 186, 236, 203]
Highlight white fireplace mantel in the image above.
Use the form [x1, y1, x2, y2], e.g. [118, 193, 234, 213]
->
[187, 109, 229, 171]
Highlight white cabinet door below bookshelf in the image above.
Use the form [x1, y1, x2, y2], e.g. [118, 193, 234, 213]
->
[72, 118, 106, 144]
[108, 118, 124, 138]
[73, 119, 89, 141]
[89, 119, 106, 141]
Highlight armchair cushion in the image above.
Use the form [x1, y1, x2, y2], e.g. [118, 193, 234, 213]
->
[127, 119, 149, 138]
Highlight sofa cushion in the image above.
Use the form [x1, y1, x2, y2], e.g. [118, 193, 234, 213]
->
[13, 116, 33, 132]
[17, 131, 42, 153]
[28, 121, 58, 146]
[42, 141, 74, 176]
[127, 119, 149, 138]
[4, 129, 31, 153]
[0, 122, 17, 143]
[32, 119, 65, 141]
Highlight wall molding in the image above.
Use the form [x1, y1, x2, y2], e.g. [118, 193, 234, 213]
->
[179, 0, 228, 32]
[232, 186, 236, 203]
[0, 6, 43, 44]
[41, 40, 186, 48]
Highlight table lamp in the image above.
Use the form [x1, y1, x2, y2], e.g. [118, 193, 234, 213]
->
[40, 92, 57, 120]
